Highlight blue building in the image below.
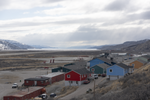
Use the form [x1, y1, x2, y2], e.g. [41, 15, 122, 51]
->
[106, 63, 132, 80]
[88, 57, 116, 67]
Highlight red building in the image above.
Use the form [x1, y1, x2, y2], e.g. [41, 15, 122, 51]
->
[37, 72, 64, 84]
[3, 87, 45, 100]
[24, 77, 50, 86]
[65, 68, 91, 86]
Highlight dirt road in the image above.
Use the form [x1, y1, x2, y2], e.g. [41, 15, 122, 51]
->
[60, 77, 106, 100]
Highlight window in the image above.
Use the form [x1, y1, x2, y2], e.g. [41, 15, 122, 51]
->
[41, 81, 43, 84]
[67, 75, 70, 78]
[84, 75, 86, 77]
[26, 81, 28, 83]
[92, 68, 95, 72]
[110, 69, 113, 72]
[132, 64, 134, 67]
[76, 81, 78, 84]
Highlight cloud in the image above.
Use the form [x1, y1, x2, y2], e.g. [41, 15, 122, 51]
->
[23, 12, 29, 14]
[17, 25, 150, 47]
[104, 0, 130, 11]
[0, 0, 10, 9]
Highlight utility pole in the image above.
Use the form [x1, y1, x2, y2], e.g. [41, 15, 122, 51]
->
[94, 78, 95, 100]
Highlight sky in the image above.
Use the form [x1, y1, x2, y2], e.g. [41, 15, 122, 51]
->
[0, 0, 150, 47]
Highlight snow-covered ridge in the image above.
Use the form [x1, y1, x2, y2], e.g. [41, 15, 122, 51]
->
[0, 39, 33, 50]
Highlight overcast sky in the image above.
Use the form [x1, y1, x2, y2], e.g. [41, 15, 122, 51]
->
[0, 0, 150, 47]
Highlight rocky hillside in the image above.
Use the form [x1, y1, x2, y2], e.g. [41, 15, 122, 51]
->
[122, 40, 150, 52]
[99, 39, 149, 50]
[0, 39, 33, 50]
[71, 63, 150, 100]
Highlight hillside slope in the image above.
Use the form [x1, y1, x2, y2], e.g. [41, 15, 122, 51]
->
[71, 63, 150, 100]
[99, 39, 149, 50]
[122, 40, 150, 52]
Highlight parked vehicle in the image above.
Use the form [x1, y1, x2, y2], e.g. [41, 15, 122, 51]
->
[102, 73, 106, 77]
[86, 88, 92, 93]
[12, 83, 18, 88]
[38, 94, 47, 99]
[93, 74, 98, 79]
[98, 74, 101, 76]
[83, 80, 90, 84]
[50, 93, 56, 97]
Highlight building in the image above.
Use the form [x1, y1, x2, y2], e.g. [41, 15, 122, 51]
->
[37, 72, 64, 84]
[107, 63, 133, 80]
[129, 59, 147, 69]
[52, 61, 87, 73]
[24, 77, 50, 86]
[3, 87, 45, 100]
[65, 68, 91, 86]
[88, 57, 116, 67]
[138, 55, 150, 62]
[87, 63, 109, 74]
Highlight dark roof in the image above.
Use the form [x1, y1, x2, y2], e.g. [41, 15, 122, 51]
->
[137, 59, 147, 64]
[25, 77, 49, 81]
[98, 57, 116, 65]
[63, 61, 87, 70]
[128, 66, 134, 68]
[116, 63, 130, 69]
[74, 61, 87, 66]
[141, 55, 150, 59]
[64, 65, 86, 70]
[74, 68, 91, 75]
[95, 63, 109, 69]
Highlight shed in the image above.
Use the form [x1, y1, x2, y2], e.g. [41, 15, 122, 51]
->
[24, 77, 50, 86]
[38, 72, 64, 84]
[3, 87, 45, 100]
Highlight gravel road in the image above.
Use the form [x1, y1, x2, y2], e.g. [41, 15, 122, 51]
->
[60, 77, 106, 100]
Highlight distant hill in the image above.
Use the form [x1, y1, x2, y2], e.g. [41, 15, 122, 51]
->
[122, 40, 150, 52]
[97, 39, 149, 51]
[0, 39, 33, 50]
[31, 45, 55, 49]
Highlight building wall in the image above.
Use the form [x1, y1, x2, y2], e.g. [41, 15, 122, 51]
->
[24, 80, 50, 86]
[65, 71, 80, 81]
[139, 57, 148, 62]
[129, 68, 134, 73]
[107, 65, 125, 76]
[130, 61, 144, 69]
[65, 81, 82, 86]
[51, 74, 64, 84]
[89, 58, 104, 67]
[90, 65, 103, 74]
[80, 74, 89, 81]
[107, 75, 124, 80]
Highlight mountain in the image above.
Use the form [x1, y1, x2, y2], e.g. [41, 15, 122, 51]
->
[0, 39, 33, 50]
[122, 40, 150, 52]
[97, 39, 149, 50]
[31, 45, 56, 49]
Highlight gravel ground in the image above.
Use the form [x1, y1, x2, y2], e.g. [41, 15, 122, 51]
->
[0, 69, 51, 100]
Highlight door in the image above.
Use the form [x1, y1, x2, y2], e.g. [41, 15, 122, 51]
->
[34, 81, 37, 86]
